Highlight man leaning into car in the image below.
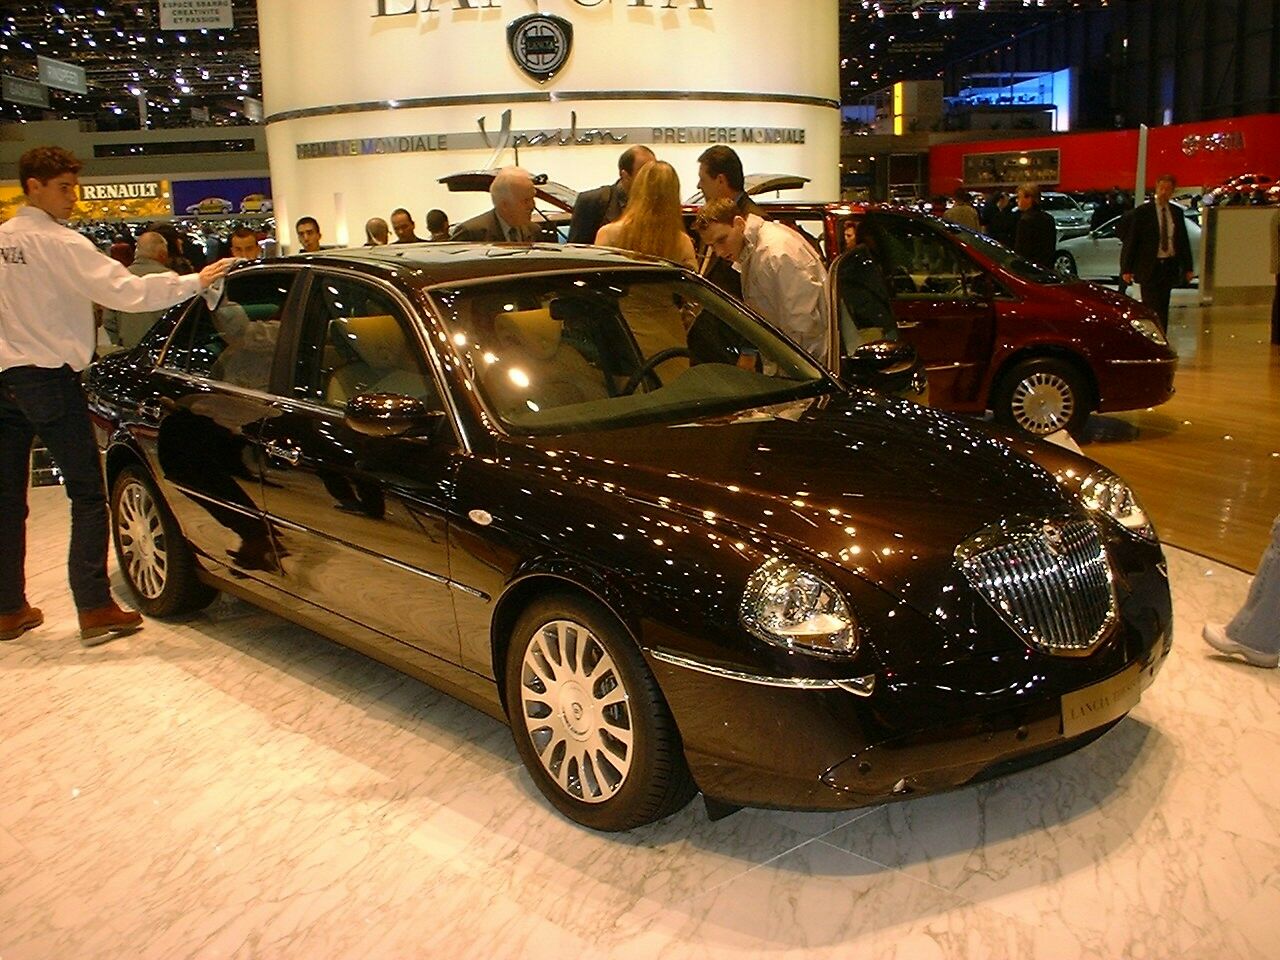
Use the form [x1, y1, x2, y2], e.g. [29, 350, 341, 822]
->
[694, 197, 828, 361]
[0, 146, 232, 646]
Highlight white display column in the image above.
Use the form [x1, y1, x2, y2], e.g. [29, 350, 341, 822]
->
[258, 0, 840, 250]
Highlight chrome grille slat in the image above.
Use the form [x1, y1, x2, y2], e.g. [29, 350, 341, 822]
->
[957, 518, 1117, 656]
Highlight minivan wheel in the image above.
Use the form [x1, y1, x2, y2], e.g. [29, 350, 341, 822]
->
[504, 593, 696, 831]
[993, 357, 1089, 437]
[1053, 252, 1077, 277]
[111, 466, 216, 616]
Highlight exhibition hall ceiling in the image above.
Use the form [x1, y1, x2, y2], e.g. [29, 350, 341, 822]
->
[0, 0, 1108, 129]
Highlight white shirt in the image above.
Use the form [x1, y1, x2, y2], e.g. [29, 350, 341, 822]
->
[0, 205, 203, 371]
[736, 215, 829, 359]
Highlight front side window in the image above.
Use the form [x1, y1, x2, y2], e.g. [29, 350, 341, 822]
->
[160, 270, 296, 391]
[292, 274, 440, 411]
[432, 270, 830, 435]
[868, 217, 978, 300]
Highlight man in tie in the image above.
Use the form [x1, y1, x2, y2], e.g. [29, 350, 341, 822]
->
[450, 167, 538, 243]
[1121, 173, 1194, 332]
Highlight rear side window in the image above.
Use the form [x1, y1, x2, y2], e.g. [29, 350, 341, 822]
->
[160, 270, 297, 391]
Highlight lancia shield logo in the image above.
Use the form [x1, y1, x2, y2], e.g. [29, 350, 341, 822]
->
[508, 14, 573, 84]
[1042, 522, 1065, 555]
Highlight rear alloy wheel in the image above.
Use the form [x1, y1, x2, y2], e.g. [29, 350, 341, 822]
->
[993, 357, 1089, 437]
[504, 594, 695, 831]
[1053, 252, 1077, 278]
[111, 466, 216, 617]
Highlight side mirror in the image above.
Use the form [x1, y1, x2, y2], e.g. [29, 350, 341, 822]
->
[840, 340, 928, 401]
[344, 393, 445, 438]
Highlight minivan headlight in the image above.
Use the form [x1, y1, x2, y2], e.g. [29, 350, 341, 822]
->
[740, 559, 860, 657]
[1129, 316, 1167, 346]
[1076, 468, 1158, 541]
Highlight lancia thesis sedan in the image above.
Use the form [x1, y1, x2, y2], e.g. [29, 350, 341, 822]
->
[86, 244, 1172, 831]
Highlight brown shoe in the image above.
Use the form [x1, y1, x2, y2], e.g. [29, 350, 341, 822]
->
[78, 602, 143, 647]
[0, 605, 43, 641]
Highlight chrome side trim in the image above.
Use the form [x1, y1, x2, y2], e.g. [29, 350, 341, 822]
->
[266, 89, 840, 125]
[1106, 358, 1177, 365]
[648, 649, 875, 695]
[169, 483, 262, 520]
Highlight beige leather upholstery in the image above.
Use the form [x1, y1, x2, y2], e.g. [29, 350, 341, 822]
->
[484, 307, 609, 415]
[325, 313, 429, 405]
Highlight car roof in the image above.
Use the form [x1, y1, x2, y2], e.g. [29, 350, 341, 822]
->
[250, 242, 678, 287]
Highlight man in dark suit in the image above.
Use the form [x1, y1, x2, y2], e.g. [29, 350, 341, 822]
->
[451, 167, 537, 242]
[567, 145, 655, 245]
[695, 145, 768, 299]
[1121, 173, 1194, 332]
[1013, 183, 1057, 271]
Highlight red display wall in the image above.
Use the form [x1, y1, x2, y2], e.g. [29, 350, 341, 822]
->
[928, 113, 1280, 195]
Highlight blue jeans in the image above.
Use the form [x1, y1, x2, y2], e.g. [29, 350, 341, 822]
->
[0, 365, 112, 614]
[1227, 515, 1280, 655]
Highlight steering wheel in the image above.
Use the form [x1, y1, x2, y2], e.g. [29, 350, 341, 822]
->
[620, 347, 694, 396]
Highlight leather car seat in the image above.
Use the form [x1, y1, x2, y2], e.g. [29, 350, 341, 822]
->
[484, 307, 609, 416]
[325, 314, 429, 405]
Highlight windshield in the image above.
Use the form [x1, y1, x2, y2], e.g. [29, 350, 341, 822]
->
[938, 222, 1066, 284]
[432, 270, 832, 435]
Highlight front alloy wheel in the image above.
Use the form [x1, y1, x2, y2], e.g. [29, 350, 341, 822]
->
[993, 358, 1089, 437]
[504, 594, 695, 831]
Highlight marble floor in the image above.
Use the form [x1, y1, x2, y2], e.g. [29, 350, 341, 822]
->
[2, 488, 1278, 960]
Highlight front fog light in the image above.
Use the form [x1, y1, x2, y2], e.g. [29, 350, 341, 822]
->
[740, 558, 859, 657]
[1079, 468, 1157, 541]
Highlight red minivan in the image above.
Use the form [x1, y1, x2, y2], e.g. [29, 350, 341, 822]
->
[760, 202, 1176, 437]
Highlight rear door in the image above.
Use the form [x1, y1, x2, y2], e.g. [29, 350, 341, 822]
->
[253, 269, 463, 663]
[144, 267, 301, 576]
[864, 213, 998, 407]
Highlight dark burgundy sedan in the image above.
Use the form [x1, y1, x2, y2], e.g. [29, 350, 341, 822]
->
[87, 244, 1172, 831]
[725, 202, 1178, 437]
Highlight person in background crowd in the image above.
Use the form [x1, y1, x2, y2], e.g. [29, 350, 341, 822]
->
[364, 218, 389, 246]
[1202, 515, 1280, 669]
[836, 219, 896, 347]
[567, 145, 656, 245]
[451, 167, 537, 242]
[147, 221, 195, 274]
[595, 160, 696, 269]
[101, 231, 174, 349]
[944, 188, 981, 231]
[0, 146, 232, 647]
[988, 191, 1017, 247]
[1013, 182, 1057, 270]
[979, 190, 1002, 233]
[426, 209, 450, 241]
[108, 232, 134, 268]
[843, 220, 857, 252]
[228, 226, 261, 260]
[1120, 173, 1193, 332]
[390, 208, 424, 244]
[694, 196, 828, 360]
[695, 145, 768, 300]
[295, 216, 323, 253]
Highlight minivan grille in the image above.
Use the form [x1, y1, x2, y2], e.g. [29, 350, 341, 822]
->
[956, 518, 1116, 656]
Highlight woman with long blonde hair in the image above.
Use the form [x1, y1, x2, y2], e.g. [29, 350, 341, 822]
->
[595, 161, 697, 269]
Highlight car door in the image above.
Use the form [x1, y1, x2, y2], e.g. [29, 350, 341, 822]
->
[253, 269, 463, 663]
[865, 213, 997, 407]
[143, 267, 301, 576]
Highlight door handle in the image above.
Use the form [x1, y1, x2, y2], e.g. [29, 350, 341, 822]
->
[265, 441, 302, 467]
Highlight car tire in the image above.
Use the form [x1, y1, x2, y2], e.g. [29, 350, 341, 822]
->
[110, 466, 217, 617]
[1053, 252, 1077, 278]
[993, 357, 1090, 438]
[504, 592, 696, 831]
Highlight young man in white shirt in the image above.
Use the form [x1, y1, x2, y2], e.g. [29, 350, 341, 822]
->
[0, 146, 231, 646]
[694, 197, 829, 360]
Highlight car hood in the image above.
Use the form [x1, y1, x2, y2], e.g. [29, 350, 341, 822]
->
[508, 392, 1085, 634]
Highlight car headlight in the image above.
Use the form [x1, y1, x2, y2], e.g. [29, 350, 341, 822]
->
[1129, 316, 1168, 345]
[740, 558, 860, 657]
[1077, 468, 1158, 541]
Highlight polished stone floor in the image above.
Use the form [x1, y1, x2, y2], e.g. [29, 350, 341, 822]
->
[2, 487, 1278, 959]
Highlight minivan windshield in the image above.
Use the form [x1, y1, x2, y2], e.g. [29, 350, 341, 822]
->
[939, 222, 1067, 284]
[432, 270, 832, 435]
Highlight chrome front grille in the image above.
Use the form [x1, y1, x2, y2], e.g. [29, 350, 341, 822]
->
[956, 518, 1117, 656]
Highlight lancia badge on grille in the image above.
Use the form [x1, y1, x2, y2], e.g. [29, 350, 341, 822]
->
[1042, 522, 1064, 555]
[508, 14, 573, 84]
